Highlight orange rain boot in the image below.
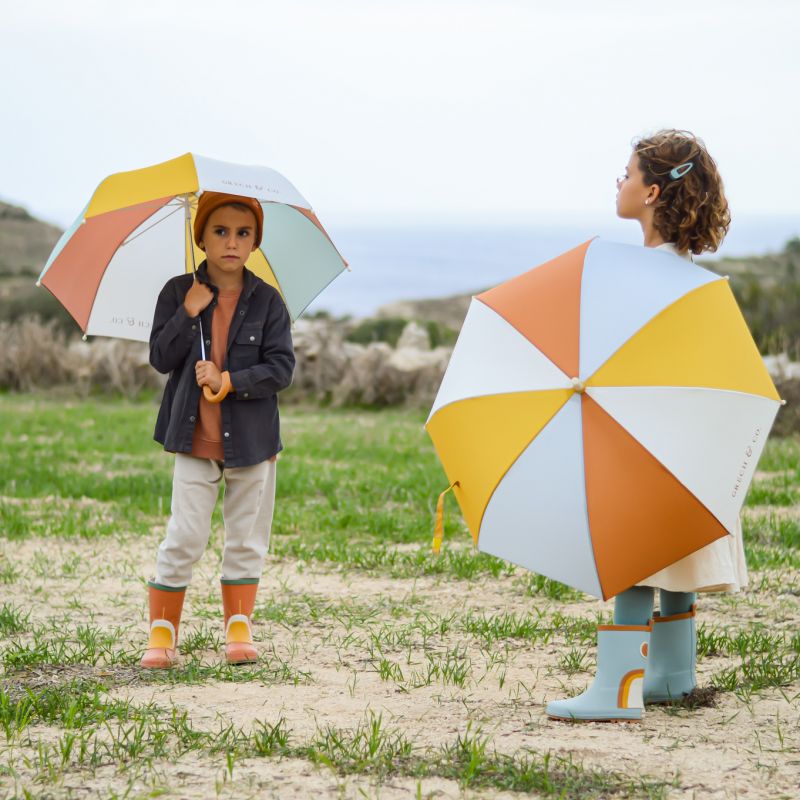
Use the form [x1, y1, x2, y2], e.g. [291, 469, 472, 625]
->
[140, 583, 186, 669]
[221, 580, 259, 665]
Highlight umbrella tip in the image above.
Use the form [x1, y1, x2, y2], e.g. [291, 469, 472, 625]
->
[82, 334, 88, 342]
[35, 280, 41, 287]
[781, 398, 787, 406]
[724, 274, 730, 280]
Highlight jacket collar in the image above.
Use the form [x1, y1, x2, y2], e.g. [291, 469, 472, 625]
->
[195, 260, 258, 299]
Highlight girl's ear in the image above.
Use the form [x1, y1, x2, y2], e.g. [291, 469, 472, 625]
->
[198, 242, 205, 251]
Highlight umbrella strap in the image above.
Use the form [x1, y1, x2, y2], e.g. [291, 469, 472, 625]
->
[433, 481, 459, 555]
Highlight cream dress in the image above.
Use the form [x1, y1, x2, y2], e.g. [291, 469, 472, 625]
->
[634, 242, 749, 593]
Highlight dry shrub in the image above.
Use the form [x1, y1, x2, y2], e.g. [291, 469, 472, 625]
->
[773, 377, 800, 437]
[289, 318, 451, 408]
[73, 338, 165, 398]
[0, 316, 78, 391]
[3, 317, 797, 421]
[0, 316, 164, 398]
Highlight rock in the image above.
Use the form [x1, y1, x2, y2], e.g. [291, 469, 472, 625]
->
[333, 342, 394, 406]
[290, 318, 351, 400]
[396, 321, 430, 351]
[763, 353, 800, 380]
[286, 318, 453, 408]
[376, 293, 473, 331]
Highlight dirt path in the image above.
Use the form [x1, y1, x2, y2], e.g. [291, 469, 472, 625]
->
[1, 532, 798, 798]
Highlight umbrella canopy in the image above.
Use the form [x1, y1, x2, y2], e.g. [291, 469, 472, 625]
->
[425, 238, 782, 600]
[37, 153, 346, 341]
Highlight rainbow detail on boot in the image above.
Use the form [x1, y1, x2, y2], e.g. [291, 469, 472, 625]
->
[617, 669, 645, 709]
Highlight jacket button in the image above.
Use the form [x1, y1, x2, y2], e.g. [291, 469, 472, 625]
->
[243, 393, 249, 398]
[249, 335, 255, 342]
[189, 415, 196, 422]
[224, 432, 230, 438]
[191, 324, 197, 330]
[239, 310, 245, 316]
[205, 339, 211, 346]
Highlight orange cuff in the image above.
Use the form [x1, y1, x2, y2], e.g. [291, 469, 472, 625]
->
[202, 371, 232, 404]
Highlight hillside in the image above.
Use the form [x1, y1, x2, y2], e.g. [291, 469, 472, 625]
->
[0, 200, 62, 276]
[375, 242, 800, 356]
[2, 199, 798, 353]
[709, 241, 800, 353]
[0, 201, 75, 330]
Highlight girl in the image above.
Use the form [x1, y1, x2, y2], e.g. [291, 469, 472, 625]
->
[547, 129, 738, 721]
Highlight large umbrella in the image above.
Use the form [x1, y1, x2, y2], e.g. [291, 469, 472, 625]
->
[37, 153, 346, 342]
[425, 238, 782, 600]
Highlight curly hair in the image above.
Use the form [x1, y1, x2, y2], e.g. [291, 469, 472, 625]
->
[633, 129, 731, 254]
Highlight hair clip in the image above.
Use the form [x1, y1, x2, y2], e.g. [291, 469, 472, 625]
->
[669, 162, 694, 180]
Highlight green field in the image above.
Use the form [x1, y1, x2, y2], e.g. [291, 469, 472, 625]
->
[0, 396, 798, 799]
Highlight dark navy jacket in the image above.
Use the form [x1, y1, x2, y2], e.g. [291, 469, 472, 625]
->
[150, 261, 295, 467]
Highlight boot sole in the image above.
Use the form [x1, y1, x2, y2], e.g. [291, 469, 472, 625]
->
[140, 658, 177, 669]
[547, 714, 641, 723]
[140, 649, 178, 669]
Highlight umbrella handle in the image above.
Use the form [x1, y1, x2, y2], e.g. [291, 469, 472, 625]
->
[202, 371, 232, 404]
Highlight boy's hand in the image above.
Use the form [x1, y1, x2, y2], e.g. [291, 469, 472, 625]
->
[195, 361, 223, 392]
[184, 280, 214, 317]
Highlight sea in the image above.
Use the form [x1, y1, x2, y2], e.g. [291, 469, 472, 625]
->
[307, 214, 800, 318]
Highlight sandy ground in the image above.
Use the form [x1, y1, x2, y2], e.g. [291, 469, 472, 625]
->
[0, 528, 798, 799]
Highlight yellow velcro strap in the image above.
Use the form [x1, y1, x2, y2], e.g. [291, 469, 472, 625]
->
[226, 614, 253, 645]
[147, 620, 176, 650]
[433, 481, 459, 555]
[203, 370, 232, 404]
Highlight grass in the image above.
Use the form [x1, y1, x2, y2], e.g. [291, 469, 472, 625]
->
[0, 396, 797, 796]
[698, 623, 800, 698]
[5, 393, 795, 584]
[743, 515, 800, 569]
[0, 683, 668, 798]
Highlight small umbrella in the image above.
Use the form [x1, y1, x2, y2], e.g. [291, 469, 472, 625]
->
[425, 238, 782, 600]
[37, 153, 347, 344]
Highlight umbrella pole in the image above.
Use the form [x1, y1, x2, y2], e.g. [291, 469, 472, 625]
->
[184, 196, 207, 361]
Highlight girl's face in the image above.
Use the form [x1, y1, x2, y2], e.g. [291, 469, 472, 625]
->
[616, 152, 655, 220]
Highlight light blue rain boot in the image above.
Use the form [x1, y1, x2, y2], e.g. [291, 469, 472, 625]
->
[644, 604, 696, 703]
[546, 624, 651, 722]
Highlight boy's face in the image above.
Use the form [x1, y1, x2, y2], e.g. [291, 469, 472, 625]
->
[199, 205, 258, 277]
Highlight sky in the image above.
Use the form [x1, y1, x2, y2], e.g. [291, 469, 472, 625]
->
[1, 0, 799, 230]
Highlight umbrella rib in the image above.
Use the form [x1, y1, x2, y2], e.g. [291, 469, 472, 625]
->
[120, 202, 184, 247]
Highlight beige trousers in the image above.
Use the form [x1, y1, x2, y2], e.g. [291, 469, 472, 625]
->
[153, 453, 276, 588]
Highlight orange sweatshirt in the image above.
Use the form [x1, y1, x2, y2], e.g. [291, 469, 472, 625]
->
[191, 287, 241, 461]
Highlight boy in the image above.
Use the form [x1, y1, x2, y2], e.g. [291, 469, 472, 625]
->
[142, 191, 295, 669]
